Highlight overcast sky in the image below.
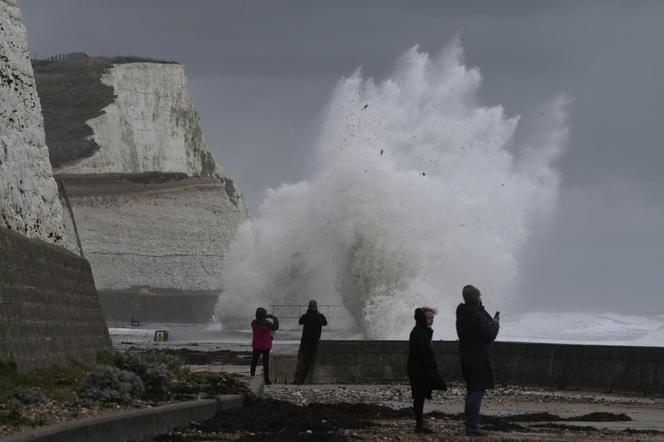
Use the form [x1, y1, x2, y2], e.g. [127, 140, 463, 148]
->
[19, 1, 664, 313]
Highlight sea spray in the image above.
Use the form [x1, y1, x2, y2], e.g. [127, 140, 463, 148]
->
[216, 42, 569, 339]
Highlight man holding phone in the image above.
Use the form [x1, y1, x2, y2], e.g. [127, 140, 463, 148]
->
[455, 284, 500, 436]
[293, 300, 328, 385]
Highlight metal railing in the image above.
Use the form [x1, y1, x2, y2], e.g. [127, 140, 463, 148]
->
[269, 304, 344, 319]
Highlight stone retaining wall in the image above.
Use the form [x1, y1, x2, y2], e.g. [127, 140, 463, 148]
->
[0, 226, 111, 371]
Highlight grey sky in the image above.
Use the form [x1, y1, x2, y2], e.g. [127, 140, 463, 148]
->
[19, 1, 664, 313]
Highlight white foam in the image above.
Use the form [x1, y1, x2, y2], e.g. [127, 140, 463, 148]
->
[216, 41, 569, 339]
[500, 312, 664, 346]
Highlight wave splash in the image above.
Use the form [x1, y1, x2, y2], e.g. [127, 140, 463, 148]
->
[215, 42, 569, 339]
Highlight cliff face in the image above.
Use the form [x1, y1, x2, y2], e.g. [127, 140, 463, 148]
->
[33, 57, 248, 321]
[0, 0, 111, 371]
[34, 58, 246, 210]
[59, 174, 245, 292]
[0, 0, 65, 244]
[54, 63, 216, 175]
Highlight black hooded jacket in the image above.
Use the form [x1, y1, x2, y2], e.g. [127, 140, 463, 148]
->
[407, 310, 446, 398]
[298, 310, 328, 345]
[455, 302, 499, 391]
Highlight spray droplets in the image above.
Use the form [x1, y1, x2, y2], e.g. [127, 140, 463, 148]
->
[216, 42, 568, 339]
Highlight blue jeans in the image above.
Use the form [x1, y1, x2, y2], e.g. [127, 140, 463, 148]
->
[464, 389, 485, 430]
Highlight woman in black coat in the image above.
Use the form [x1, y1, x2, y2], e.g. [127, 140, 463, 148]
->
[407, 307, 446, 433]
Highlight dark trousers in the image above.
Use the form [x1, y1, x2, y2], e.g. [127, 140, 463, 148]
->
[293, 342, 317, 384]
[413, 391, 426, 427]
[250, 349, 271, 383]
[464, 389, 485, 430]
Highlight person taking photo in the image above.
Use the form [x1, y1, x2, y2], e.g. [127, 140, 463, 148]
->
[456, 284, 500, 436]
[251, 307, 279, 385]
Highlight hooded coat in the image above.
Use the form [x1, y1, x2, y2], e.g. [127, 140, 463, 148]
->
[251, 308, 279, 350]
[407, 309, 446, 398]
[455, 303, 499, 391]
[298, 310, 328, 345]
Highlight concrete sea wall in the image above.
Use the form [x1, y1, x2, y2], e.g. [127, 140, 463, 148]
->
[97, 288, 218, 324]
[0, 226, 111, 371]
[271, 340, 664, 396]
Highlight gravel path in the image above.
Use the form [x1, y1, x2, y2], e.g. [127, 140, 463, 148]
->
[143, 382, 664, 441]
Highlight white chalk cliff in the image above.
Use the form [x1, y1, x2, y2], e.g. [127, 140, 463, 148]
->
[60, 175, 246, 292]
[54, 62, 227, 181]
[0, 0, 65, 244]
[33, 57, 248, 311]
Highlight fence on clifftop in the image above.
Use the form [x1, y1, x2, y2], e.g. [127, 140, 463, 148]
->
[32, 51, 89, 61]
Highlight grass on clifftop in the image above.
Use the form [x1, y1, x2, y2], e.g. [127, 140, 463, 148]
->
[33, 58, 115, 169]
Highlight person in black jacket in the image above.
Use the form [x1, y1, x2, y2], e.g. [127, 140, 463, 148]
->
[456, 285, 500, 435]
[407, 306, 446, 434]
[293, 300, 328, 384]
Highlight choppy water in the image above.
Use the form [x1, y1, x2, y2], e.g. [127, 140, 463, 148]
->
[110, 313, 664, 347]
